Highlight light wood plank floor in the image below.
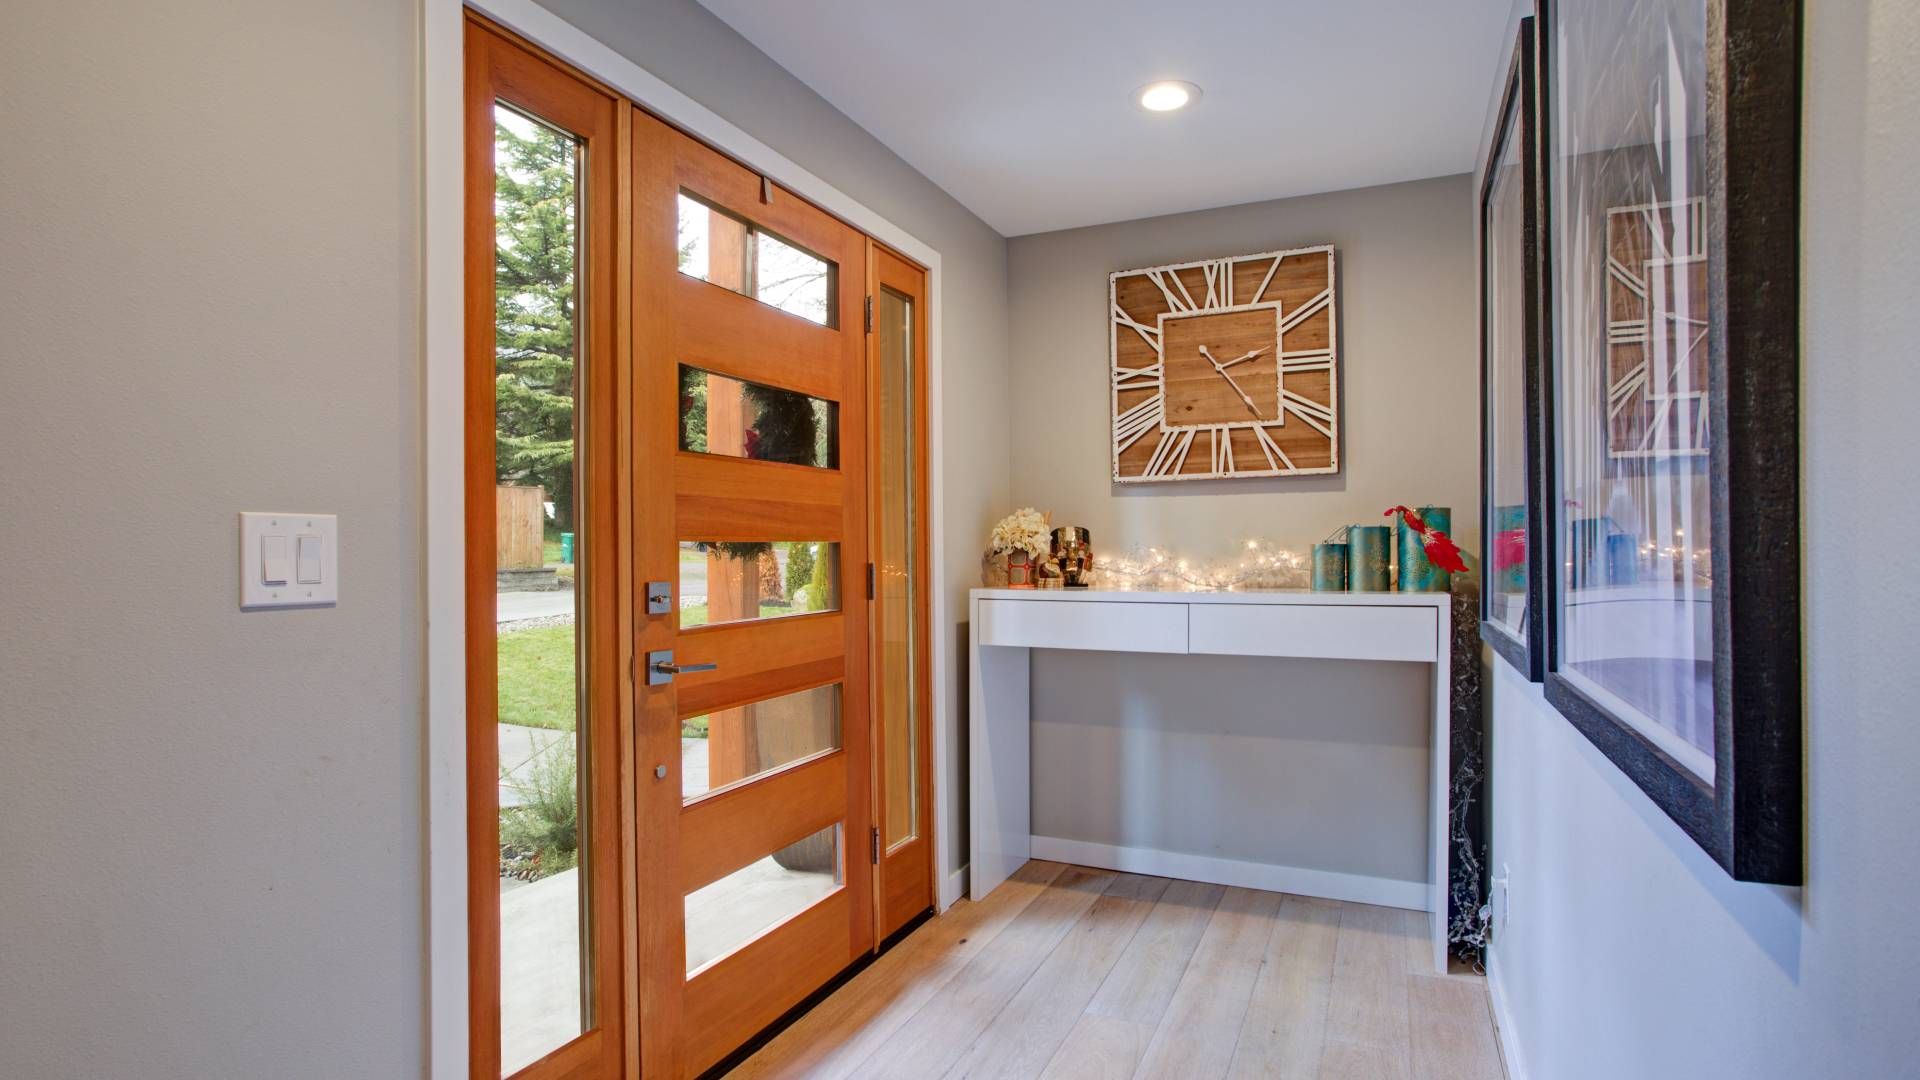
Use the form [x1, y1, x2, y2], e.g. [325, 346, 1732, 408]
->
[729, 861, 1506, 1080]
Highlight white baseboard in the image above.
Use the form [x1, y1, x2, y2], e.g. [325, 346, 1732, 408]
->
[1486, 946, 1528, 1080]
[940, 865, 968, 912]
[1029, 835, 1430, 912]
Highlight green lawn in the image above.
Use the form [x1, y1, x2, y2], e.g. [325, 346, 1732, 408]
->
[681, 715, 708, 739]
[497, 624, 577, 731]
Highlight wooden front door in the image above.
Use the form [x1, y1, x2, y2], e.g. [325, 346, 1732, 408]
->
[630, 111, 874, 1078]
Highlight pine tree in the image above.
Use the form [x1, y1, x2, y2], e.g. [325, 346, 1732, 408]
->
[493, 114, 578, 531]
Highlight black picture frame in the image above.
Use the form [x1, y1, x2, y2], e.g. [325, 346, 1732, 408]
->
[1538, 0, 1803, 885]
[1477, 18, 1549, 682]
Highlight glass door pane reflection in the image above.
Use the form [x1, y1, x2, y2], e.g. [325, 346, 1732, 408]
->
[493, 101, 589, 1073]
[685, 824, 842, 975]
[679, 541, 839, 627]
[681, 683, 842, 801]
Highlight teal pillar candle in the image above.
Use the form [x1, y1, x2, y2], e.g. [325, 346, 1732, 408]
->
[1348, 525, 1392, 592]
[1397, 506, 1452, 593]
[1312, 543, 1349, 591]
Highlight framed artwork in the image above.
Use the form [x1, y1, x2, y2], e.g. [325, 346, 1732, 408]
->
[1109, 246, 1339, 482]
[1478, 18, 1548, 681]
[1540, 0, 1803, 884]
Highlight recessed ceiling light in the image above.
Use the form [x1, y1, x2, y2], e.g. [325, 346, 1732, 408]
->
[1136, 81, 1201, 113]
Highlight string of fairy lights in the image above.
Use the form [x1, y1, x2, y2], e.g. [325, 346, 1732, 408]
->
[1094, 538, 1311, 592]
[1047, 532, 1706, 592]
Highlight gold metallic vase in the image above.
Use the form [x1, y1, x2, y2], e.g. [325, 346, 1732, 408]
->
[1051, 526, 1093, 588]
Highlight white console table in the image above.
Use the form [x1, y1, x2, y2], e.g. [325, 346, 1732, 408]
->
[968, 587, 1453, 972]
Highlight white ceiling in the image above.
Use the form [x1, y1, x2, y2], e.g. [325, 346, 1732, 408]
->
[697, 0, 1514, 236]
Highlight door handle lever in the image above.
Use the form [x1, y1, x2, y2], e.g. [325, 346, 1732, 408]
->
[646, 650, 716, 686]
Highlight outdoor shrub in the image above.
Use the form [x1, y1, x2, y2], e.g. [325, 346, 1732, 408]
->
[499, 734, 578, 880]
[803, 542, 834, 611]
[784, 541, 816, 600]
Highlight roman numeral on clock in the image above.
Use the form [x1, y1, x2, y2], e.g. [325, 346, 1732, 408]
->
[1279, 348, 1333, 374]
[1253, 423, 1295, 471]
[1143, 428, 1197, 477]
[1279, 289, 1331, 333]
[1281, 390, 1335, 438]
[1112, 363, 1162, 390]
[1114, 393, 1164, 452]
[1209, 426, 1234, 474]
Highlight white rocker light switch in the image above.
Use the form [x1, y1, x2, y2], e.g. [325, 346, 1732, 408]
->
[295, 535, 323, 584]
[240, 512, 338, 610]
[261, 535, 291, 586]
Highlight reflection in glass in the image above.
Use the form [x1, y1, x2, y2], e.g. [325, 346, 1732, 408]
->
[675, 192, 835, 325]
[678, 541, 838, 628]
[875, 287, 919, 846]
[1485, 95, 1530, 639]
[679, 366, 838, 469]
[493, 103, 588, 1070]
[1551, 0, 1714, 778]
[681, 683, 842, 801]
[685, 823, 842, 975]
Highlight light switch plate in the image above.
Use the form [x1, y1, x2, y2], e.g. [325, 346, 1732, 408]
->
[240, 511, 338, 610]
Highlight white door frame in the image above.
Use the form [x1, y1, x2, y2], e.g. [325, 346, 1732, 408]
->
[421, 0, 952, 1074]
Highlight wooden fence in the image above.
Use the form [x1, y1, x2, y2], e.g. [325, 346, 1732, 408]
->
[496, 484, 546, 570]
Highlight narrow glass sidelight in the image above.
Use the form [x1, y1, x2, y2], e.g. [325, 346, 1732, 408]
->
[875, 287, 919, 847]
[492, 102, 589, 1073]
[675, 191, 836, 326]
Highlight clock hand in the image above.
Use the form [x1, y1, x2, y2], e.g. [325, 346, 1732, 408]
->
[1199, 346, 1267, 419]
[1217, 346, 1269, 370]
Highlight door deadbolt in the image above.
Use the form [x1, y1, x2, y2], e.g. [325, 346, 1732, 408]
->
[645, 581, 672, 616]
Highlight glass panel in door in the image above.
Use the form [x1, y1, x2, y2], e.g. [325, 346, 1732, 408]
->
[875, 286, 919, 848]
[685, 823, 844, 974]
[492, 103, 588, 1074]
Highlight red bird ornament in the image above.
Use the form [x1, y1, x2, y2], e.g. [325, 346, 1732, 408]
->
[1384, 506, 1470, 575]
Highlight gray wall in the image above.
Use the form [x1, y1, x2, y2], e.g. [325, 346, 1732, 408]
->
[0, 1, 424, 1076]
[1483, 1, 1920, 1076]
[538, 0, 1012, 878]
[1004, 174, 1480, 561]
[1004, 177, 1479, 888]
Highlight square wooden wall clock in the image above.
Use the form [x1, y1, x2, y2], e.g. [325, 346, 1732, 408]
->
[1110, 245, 1339, 482]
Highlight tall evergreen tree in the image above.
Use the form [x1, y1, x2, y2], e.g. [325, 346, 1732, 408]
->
[493, 114, 578, 531]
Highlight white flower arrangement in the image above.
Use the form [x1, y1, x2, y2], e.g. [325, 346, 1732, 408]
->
[988, 507, 1051, 559]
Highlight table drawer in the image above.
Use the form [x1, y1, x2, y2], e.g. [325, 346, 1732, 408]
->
[1189, 603, 1437, 662]
[977, 599, 1188, 654]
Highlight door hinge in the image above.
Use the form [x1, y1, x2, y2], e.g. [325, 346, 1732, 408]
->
[867, 562, 875, 600]
[870, 827, 881, 865]
[863, 295, 873, 334]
